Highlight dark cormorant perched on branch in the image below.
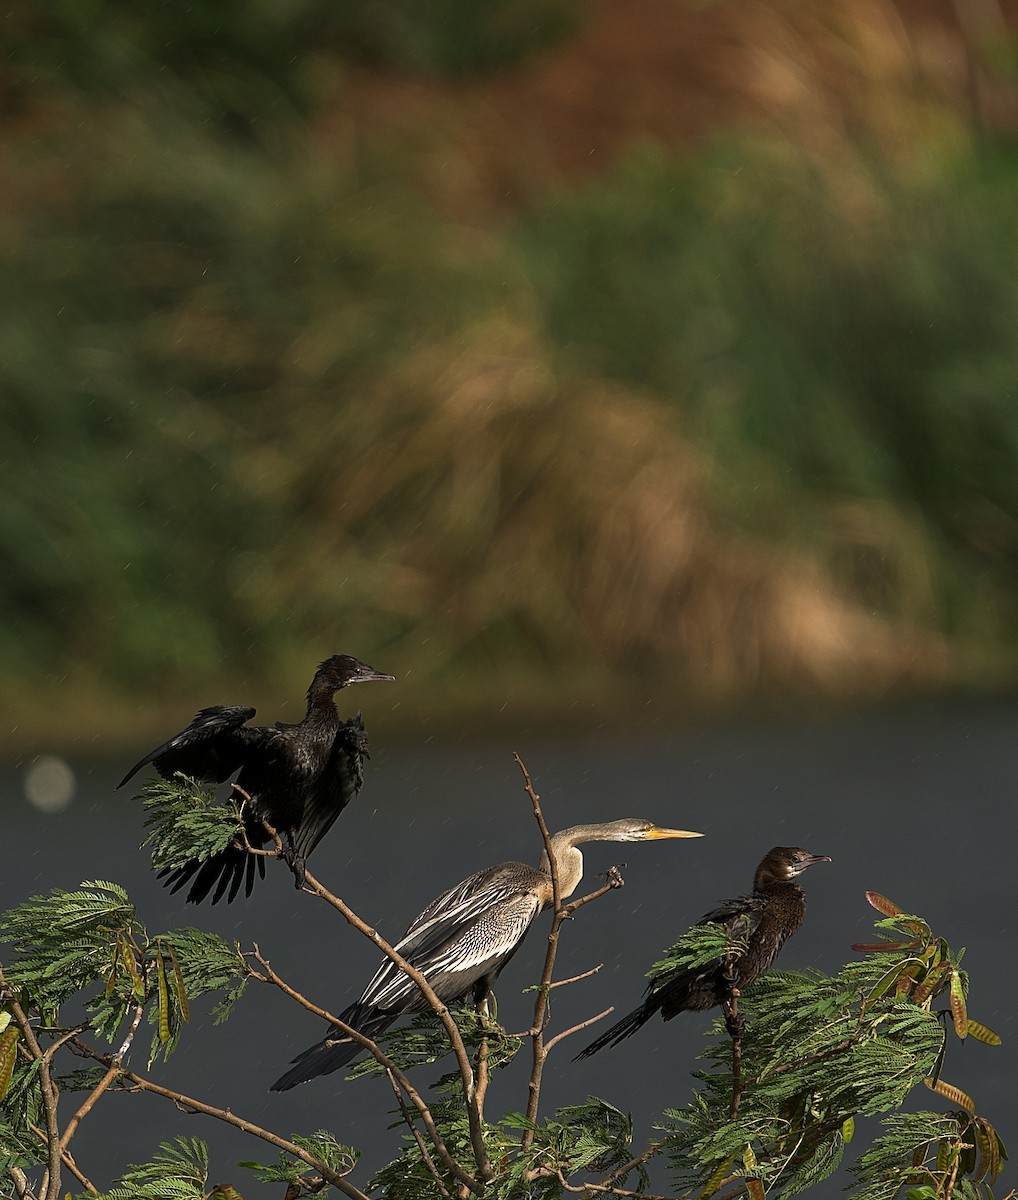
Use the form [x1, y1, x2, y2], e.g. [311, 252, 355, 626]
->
[118, 654, 394, 904]
[270, 818, 703, 1090]
[575, 845, 830, 1058]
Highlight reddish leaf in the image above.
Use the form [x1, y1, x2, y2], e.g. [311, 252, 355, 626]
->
[924, 1077, 975, 1113]
[912, 962, 952, 1008]
[974, 1119, 997, 1183]
[851, 941, 920, 953]
[865, 891, 904, 916]
[0, 1027, 19, 1101]
[966, 1019, 1001, 1046]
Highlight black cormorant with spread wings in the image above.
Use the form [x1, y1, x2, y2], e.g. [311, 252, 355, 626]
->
[118, 654, 394, 904]
[270, 818, 703, 1090]
[575, 845, 830, 1058]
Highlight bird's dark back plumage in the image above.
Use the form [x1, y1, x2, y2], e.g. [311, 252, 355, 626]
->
[119, 656, 393, 904]
[575, 846, 829, 1059]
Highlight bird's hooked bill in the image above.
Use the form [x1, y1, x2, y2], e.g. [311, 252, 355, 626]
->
[351, 667, 397, 683]
[647, 827, 705, 839]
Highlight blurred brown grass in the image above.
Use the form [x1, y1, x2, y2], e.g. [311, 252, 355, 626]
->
[4, 0, 1018, 747]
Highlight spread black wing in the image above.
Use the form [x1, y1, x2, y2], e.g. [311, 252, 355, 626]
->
[116, 705, 259, 790]
[121, 706, 292, 905]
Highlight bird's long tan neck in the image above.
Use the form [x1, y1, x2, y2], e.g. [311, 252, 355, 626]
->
[538, 823, 622, 900]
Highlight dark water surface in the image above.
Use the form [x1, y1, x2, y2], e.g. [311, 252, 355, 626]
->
[3, 700, 1015, 1193]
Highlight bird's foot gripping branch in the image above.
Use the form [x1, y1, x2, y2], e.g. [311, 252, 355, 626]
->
[0, 765, 1011, 1200]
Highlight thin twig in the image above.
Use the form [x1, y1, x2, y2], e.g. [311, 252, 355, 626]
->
[729, 1031, 743, 1120]
[760, 1037, 856, 1079]
[58, 1001, 144, 1156]
[59, 1064, 119, 1152]
[57, 1147, 97, 1194]
[516, 754, 560, 914]
[721, 950, 743, 1119]
[251, 948, 481, 1197]
[549, 964, 604, 989]
[474, 995, 491, 1124]
[231, 786, 277, 857]
[385, 1069, 453, 1200]
[554, 1165, 677, 1198]
[564, 870, 625, 917]
[514, 758, 626, 1154]
[114, 1000, 146, 1061]
[545, 1009, 615, 1055]
[597, 1139, 668, 1192]
[516, 756, 561, 1152]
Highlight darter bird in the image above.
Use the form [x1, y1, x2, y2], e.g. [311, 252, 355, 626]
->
[270, 818, 703, 1090]
[118, 654, 394, 904]
[575, 845, 830, 1058]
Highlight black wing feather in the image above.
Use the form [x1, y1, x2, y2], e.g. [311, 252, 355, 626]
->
[117, 705, 258, 789]
[575, 894, 767, 1059]
[289, 716, 368, 865]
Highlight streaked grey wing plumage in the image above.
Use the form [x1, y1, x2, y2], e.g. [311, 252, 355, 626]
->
[117, 705, 259, 789]
[360, 862, 545, 1013]
[270, 862, 546, 1089]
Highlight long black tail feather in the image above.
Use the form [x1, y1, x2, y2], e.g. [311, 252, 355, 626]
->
[574, 1001, 658, 1060]
[270, 1008, 394, 1091]
[158, 845, 266, 905]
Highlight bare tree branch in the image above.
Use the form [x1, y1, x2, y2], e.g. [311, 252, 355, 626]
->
[549, 964, 604, 989]
[513, 757, 625, 1153]
[544, 1008, 615, 1055]
[5, 1164, 37, 1200]
[250, 947, 481, 1196]
[68, 1037, 373, 1200]
[60, 1001, 144, 1155]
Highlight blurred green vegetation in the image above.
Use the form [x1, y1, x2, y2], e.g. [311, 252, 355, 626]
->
[3, 0, 1018, 742]
[516, 136, 1018, 644]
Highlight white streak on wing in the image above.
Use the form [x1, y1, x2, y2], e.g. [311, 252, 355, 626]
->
[359, 881, 543, 1011]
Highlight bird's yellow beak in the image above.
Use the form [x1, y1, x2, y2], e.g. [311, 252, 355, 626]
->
[645, 826, 704, 839]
